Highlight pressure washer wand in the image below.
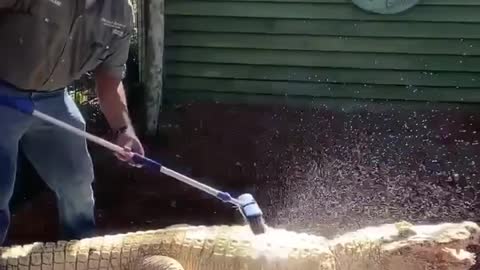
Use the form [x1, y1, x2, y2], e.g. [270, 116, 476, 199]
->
[0, 95, 267, 235]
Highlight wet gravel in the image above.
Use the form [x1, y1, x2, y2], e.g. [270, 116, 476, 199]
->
[7, 98, 480, 268]
[251, 102, 480, 237]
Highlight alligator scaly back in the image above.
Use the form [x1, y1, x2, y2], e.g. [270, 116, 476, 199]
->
[0, 225, 333, 270]
[1, 221, 479, 270]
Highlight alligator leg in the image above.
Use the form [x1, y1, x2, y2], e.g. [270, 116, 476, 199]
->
[136, 255, 184, 270]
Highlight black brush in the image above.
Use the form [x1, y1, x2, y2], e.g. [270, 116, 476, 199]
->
[236, 193, 267, 235]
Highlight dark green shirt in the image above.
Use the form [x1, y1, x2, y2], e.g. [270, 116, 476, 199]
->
[0, 0, 134, 91]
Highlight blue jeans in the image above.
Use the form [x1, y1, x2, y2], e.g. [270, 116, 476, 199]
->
[0, 81, 96, 245]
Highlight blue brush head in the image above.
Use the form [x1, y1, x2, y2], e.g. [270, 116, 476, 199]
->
[237, 193, 266, 235]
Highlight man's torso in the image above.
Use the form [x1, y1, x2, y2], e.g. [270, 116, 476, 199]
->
[0, 0, 134, 91]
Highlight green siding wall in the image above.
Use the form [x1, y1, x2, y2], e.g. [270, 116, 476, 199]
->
[163, 0, 480, 103]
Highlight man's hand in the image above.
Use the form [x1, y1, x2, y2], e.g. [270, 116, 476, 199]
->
[114, 126, 145, 164]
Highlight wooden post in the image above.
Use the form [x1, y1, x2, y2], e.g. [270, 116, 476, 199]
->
[135, 0, 145, 83]
[142, 0, 164, 136]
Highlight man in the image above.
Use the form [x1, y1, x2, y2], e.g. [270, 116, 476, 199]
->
[0, 0, 144, 245]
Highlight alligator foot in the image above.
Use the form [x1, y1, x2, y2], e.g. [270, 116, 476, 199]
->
[328, 221, 480, 270]
[136, 255, 184, 270]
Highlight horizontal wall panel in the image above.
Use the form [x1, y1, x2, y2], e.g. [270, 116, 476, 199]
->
[165, 77, 480, 102]
[167, 17, 480, 39]
[163, 0, 480, 103]
[166, 62, 480, 87]
[165, 92, 480, 111]
[166, 32, 480, 55]
[165, 47, 480, 72]
[166, 2, 480, 22]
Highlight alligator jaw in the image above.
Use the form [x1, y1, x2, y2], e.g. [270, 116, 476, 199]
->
[329, 221, 480, 270]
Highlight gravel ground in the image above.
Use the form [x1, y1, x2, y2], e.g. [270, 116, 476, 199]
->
[254, 102, 480, 237]
[7, 98, 480, 267]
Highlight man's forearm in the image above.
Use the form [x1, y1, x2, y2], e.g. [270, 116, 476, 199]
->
[94, 71, 133, 132]
[94, 70, 145, 157]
